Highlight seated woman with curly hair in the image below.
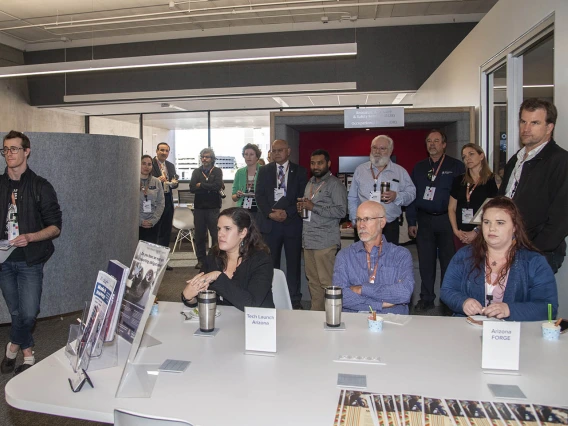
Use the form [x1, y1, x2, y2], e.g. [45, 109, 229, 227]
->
[441, 196, 558, 321]
[181, 207, 274, 311]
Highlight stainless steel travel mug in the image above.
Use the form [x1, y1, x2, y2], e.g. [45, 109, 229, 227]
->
[324, 286, 342, 327]
[198, 290, 217, 332]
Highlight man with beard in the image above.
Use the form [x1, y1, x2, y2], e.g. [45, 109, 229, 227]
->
[406, 129, 465, 312]
[332, 201, 414, 314]
[297, 149, 347, 311]
[348, 135, 415, 245]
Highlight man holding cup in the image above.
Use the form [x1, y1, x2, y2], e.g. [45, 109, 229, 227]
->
[332, 201, 414, 314]
[348, 135, 415, 245]
[297, 149, 347, 311]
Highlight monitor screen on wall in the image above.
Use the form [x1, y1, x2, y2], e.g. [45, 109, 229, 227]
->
[338, 156, 397, 173]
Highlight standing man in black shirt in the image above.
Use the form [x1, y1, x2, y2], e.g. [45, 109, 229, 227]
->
[499, 98, 568, 273]
[190, 148, 223, 270]
[152, 142, 178, 271]
[0, 131, 62, 375]
[407, 130, 465, 312]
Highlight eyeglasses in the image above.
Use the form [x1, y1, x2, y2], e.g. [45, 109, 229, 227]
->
[1, 147, 24, 156]
[355, 216, 384, 224]
[201, 155, 211, 159]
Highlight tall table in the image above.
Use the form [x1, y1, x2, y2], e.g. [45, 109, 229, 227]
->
[6, 302, 568, 424]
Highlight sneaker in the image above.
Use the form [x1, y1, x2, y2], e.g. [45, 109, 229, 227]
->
[414, 299, 435, 312]
[1, 356, 16, 374]
[166, 265, 174, 271]
[292, 302, 304, 310]
[14, 363, 33, 376]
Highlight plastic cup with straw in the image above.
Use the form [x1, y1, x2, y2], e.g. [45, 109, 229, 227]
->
[369, 305, 376, 321]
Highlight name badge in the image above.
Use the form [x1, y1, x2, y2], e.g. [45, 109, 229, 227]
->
[369, 191, 382, 203]
[462, 208, 474, 224]
[423, 186, 436, 201]
[303, 211, 312, 222]
[243, 197, 253, 209]
[143, 200, 152, 213]
[274, 188, 285, 201]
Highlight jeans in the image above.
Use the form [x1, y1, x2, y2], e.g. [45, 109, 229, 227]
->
[0, 261, 44, 349]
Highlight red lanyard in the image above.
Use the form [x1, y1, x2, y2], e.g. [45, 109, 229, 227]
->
[201, 167, 214, 181]
[429, 155, 445, 182]
[465, 181, 477, 205]
[370, 164, 385, 192]
[366, 244, 382, 283]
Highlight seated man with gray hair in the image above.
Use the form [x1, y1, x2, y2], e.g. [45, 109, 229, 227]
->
[332, 201, 414, 314]
[190, 148, 223, 269]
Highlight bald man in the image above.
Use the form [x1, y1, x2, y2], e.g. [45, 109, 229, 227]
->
[255, 139, 308, 309]
[332, 201, 414, 314]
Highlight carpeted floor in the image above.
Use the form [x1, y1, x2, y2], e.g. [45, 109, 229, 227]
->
[0, 242, 445, 425]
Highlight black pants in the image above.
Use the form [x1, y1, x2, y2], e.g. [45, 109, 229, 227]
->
[139, 225, 159, 244]
[354, 219, 399, 245]
[156, 196, 174, 248]
[194, 208, 220, 262]
[263, 222, 302, 304]
[416, 211, 455, 303]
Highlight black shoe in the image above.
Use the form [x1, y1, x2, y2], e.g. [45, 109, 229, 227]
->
[14, 363, 33, 376]
[1, 355, 16, 374]
[414, 299, 435, 311]
[195, 262, 203, 270]
[440, 301, 454, 317]
[166, 265, 174, 271]
[292, 302, 304, 310]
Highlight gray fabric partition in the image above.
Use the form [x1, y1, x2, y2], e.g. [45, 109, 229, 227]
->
[0, 132, 140, 323]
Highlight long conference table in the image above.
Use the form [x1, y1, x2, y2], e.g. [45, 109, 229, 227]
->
[5, 302, 568, 425]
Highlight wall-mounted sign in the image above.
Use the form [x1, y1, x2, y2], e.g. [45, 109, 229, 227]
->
[344, 107, 405, 128]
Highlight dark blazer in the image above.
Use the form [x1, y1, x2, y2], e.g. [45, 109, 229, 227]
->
[152, 158, 178, 201]
[440, 246, 558, 321]
[203, 250, 275, 311]
[498, 140, 568, 252]
[255, 161, 308, 234]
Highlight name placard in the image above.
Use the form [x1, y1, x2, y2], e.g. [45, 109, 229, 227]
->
[344, 107, 405, 128]
[482, 321, 521, 371]
[245, 307, 276, 354]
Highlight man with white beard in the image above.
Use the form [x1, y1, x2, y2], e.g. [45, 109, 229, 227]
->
[348, 135, 416, 245]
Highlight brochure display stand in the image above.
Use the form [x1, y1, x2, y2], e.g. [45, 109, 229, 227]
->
[115, 242, 170, 398]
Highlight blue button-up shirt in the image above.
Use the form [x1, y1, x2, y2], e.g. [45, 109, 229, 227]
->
[348, 160, 416, 224]
[332, 237, 414, 314]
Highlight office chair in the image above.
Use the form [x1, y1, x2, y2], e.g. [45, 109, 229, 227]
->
[271, 269, 292, 310]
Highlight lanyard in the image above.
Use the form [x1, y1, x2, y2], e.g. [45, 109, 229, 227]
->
[140, 178, 150, 201]
[277, 164, 289, 189]
[366, 244, 382, 283]
[309, 178, 327, 200]
[429, 155, 446, 182]
[202, 166, 214, 182]
[465, 181, 477, 206]
[370, 164, 385, 192]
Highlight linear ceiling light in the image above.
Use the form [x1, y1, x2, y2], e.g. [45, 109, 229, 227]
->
[392, 93, 407, 104]
[0, 43, 356, 79]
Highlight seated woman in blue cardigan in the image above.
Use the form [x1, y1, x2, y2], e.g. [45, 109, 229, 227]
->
[441, 196, 558, 321]
[182, 207, 274, 311]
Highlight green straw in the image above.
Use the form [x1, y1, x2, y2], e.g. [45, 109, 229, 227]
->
[369, 305, 374, 314]
[548, 304, 552, 323]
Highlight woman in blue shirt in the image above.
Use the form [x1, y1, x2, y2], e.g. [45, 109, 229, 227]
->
[441, 196, 557, 321]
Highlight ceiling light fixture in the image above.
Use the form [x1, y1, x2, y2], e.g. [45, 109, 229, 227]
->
[0, 43, 356, 79]
[272, 97, 290, 108]
[392, 93, 407, 104]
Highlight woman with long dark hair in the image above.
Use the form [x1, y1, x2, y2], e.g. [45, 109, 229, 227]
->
[441, 196, 557, 321]
[181, 207, 274, 311]
[448, 143, 498, 250]
[139, 154, 164, 243]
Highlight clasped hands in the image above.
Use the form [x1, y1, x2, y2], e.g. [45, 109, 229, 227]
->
[141, 220, 153, 229]
[462, 298, 510, 319]
[182, 271, 222, 300]
[454, 229, 476, 244]
[269, 209, 287, 222]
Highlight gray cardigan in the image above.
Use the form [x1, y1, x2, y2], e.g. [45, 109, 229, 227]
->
[139, 175, 165, 226]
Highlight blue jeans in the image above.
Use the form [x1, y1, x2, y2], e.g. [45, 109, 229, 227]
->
[0, 261, 44, 349]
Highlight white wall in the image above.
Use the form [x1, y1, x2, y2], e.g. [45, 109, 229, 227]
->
[413, 0, 568, 316]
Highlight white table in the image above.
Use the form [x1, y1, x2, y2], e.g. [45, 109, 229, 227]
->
[6, 303, 568, 425]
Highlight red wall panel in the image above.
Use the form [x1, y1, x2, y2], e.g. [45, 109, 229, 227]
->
[299, 128, 433, 176]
